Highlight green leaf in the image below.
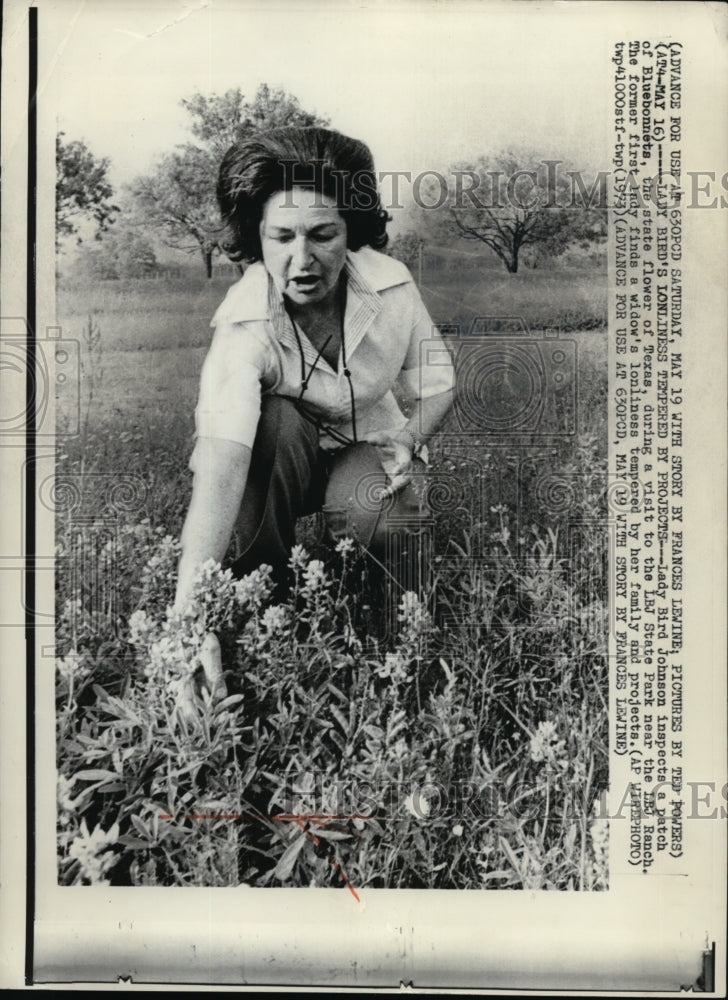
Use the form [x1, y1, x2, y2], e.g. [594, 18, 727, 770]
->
[131, 815, 152, 840]
[498, 835, 523, 879]
[98, 781, 127, 794]
[75, 768, 119, 782]
[213, 694, 245, 714]
[314, 828, 352, 842]
[478, 869, 516, 881]
[118, 835, 150, 850]
[325, 682, 348, 705]
[273, 832, 307, 881]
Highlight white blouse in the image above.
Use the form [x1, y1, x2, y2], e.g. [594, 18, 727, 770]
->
[192, 246, 455, 461]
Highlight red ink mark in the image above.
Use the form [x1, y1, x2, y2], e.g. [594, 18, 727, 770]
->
[158, 811, 368, 902]
[158, 812, 371, 825]
[289, 815, 361, 902]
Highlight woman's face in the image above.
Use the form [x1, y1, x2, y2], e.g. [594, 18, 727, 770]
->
[260, 186, 348, 309]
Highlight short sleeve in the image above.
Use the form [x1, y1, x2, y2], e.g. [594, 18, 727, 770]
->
[193, 320, 276, 451]
[396, 283, 455, 400]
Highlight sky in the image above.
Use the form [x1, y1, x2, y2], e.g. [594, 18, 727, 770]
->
[43, 0, 615, 215]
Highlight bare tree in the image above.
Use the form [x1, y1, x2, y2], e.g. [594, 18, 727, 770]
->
[444, 152, 606, 273]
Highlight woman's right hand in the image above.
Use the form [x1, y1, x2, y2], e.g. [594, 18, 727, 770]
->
[198, 632, 226, 701]
[173, 632, 227, 726]
[171, 436, 250, 724]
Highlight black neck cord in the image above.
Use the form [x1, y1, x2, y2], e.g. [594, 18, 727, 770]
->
[291, 320, 331, 396]
[286, 295, 358, 445]
[340, 326, 358, 443]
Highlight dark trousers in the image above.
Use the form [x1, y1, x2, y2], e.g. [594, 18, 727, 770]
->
[230, 396, 431, 599]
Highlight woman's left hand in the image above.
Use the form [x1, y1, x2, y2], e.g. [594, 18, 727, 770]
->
[362, 431, 414, 498]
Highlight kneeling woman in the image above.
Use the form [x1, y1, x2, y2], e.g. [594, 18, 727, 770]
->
[175, 126, 454, 631]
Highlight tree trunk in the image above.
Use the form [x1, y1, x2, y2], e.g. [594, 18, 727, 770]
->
[202, 248, 213, 279]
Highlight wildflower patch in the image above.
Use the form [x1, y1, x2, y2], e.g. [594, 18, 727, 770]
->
[57, 525, 608, 890]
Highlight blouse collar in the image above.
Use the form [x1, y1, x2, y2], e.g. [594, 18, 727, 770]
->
[211, 246, 412, 352]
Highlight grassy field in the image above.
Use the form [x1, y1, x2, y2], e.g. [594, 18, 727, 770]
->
[55, 261, 609, 890]
[56, 264, 606, 426]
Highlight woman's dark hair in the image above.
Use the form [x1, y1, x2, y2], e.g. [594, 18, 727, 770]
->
[217, 126, 389, 263]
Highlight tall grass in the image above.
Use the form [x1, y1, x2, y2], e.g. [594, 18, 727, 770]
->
[55, 269, 609, 890]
